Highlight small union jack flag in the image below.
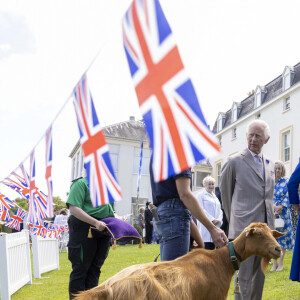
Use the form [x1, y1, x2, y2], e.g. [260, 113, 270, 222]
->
[45, 126, 54, 218]
[3, 173, 30, 200]
[0, 208, 11, 222]
[73, 75, 122, 207]
[27, 150, 37, 224]
[47, 223, 57, 238]
[63, 224, 69, 233]
[31, 219, 45, 237]
[5, 208, 27, 231]
[122, 0, 220, 182]
[0, 193, 16, 210]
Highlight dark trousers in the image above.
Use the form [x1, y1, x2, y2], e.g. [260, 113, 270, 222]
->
[145, 225, 153, 244]
[204, 242, 215, 250]
[68, 216, 111, 299]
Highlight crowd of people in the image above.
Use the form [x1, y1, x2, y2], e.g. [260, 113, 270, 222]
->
[62, 119, 299, 300]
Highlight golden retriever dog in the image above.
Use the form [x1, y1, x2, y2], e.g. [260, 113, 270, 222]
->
[74, 222, 284, 300]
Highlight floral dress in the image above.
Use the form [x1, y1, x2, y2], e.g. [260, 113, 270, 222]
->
[273, 177, 294, 250]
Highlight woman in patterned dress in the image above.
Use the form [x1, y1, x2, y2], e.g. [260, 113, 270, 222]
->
[271, 161, 295, 271]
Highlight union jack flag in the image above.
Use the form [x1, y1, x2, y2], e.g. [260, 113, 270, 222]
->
[4, 169, 48, 221]
[0, 193, 16, 210]
[27, 151, 37, 224]
[3, 173, 30, 200]
[122, 0, 220, 182]
[63, 224, 69, 232]
[31, 219, 45, 237]
[45, 126, 54, 218]
[5, 208, 27, 231]
[73, 75, 122, 207]
[0, 208, 11, 222]
[47, 223, 57, 238]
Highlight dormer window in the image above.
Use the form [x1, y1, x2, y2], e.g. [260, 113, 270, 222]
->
[255, 91, 261, 108]
[282, 66, 295, 91]
[231, 104, 237, 123]
[217, 114, 223, 132]
[254, 86, 266, 108]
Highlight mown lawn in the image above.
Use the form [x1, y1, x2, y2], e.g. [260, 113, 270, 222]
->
[12, 245, 300, 299]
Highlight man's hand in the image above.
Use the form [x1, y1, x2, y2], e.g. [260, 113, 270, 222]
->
[210, 226, 228, 248]
[94, 220, 106, 231]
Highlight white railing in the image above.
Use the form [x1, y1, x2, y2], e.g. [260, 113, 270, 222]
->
[0, 231, 32, 300]
[32, 235, 59, 279]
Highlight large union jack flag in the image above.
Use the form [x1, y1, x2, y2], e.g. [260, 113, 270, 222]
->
[122, 0, 220, 182]
[5, 208, 27, 231]
[73, 75, 122, 207]
[45, 126, 54, 218]
[0, 193, 16, 210]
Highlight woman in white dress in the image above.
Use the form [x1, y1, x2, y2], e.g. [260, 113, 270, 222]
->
[194, 176, 223, 250]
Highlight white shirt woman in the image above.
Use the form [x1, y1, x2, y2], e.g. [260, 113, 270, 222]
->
[194, 176, 223, 249]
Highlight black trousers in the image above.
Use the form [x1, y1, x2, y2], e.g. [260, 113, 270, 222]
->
[145, 225, 153, 244]
[68, 216, 111, 299]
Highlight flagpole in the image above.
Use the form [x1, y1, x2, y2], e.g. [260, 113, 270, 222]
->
[135, 137, 143, 223]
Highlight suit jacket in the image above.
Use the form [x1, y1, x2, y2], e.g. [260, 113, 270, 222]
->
[220, 148, 275, 239]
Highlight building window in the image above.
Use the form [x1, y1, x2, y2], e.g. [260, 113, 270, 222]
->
[218, 135, 222, 147]
[231, 105, 237, 123]
[217, 115, 223, 132]
[71, 158, 76, 181]
[108, 144, 120, 172]
[283, 97, 290, 111]
[255, 92, 261, 108]
[283, 73, 291, 91]
[216, 163, 221, 186]
[232, 128, 237, 139]
[194, 171, 211, 187]
[283, 131, 290, 162]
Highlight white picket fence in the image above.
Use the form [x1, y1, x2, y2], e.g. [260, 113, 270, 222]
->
[0, 230, 32, 300]
[32, 235, 59, 279]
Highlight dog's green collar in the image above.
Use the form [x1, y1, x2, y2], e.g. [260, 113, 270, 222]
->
[228, 241, 240, 271]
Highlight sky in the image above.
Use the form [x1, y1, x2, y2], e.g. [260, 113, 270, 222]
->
[1, 0, 300, 202]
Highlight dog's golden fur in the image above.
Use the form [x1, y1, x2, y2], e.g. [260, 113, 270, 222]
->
[74, 223, 284, 300]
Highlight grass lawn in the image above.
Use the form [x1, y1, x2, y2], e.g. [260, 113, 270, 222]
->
[12, 245, 300, 299]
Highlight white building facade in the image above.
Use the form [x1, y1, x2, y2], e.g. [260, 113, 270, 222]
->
[211, 63, 300, 183]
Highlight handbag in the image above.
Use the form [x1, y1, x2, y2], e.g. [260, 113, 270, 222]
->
[274, 217, 284, 229]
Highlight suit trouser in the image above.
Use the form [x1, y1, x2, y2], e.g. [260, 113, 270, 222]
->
[145, 225, 153, 244]
[68, 216, 111, 299]
[234, 255, 265, 300]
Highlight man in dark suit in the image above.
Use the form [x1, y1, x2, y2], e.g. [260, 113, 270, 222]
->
[144, 201, 153, 244]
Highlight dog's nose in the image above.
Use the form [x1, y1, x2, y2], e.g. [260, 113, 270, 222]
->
[275, 246, 281, 253]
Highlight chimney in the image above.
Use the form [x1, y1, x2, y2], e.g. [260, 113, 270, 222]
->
[129, 116, 135, 121]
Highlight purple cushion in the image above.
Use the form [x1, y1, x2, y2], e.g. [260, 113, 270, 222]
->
[101, 217, 141, 244]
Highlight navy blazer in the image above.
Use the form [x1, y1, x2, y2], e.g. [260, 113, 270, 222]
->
[288, 158, 300, 205]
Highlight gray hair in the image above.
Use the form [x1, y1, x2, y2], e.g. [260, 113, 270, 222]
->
[274, 160, 286, 177]
[246, 120, 270, 139]
[203, 175, 215, 186]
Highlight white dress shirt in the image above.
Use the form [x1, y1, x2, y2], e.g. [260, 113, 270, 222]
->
[194, 189, 223, 243]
